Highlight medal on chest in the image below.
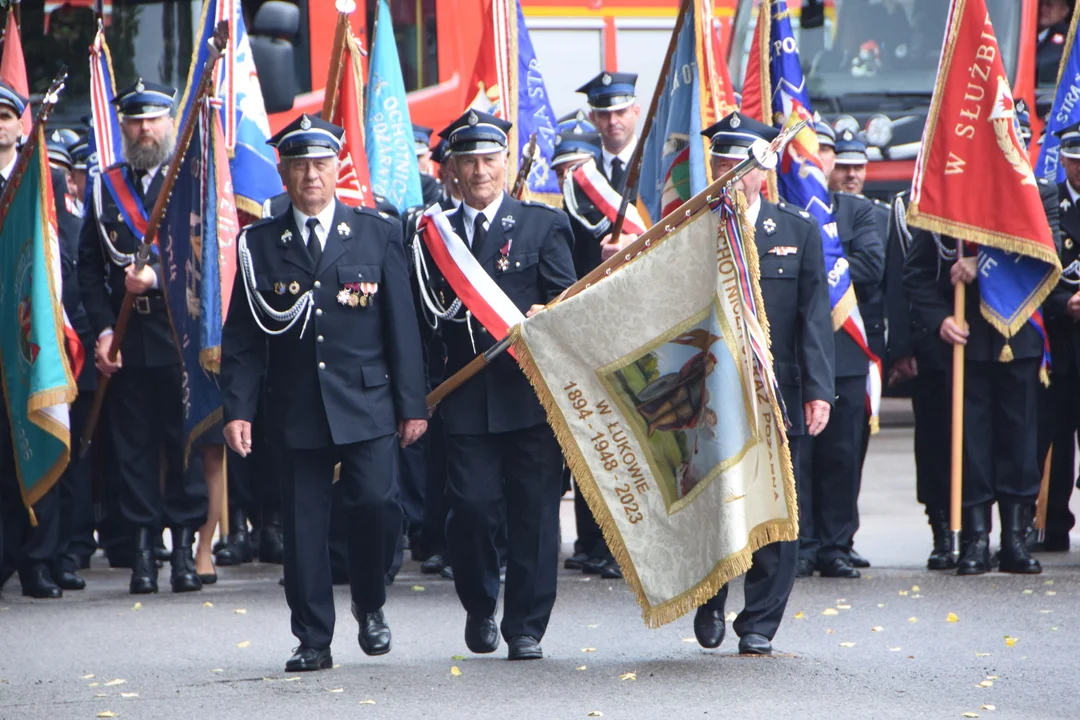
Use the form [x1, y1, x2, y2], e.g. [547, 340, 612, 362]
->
[496, 238, 513, 273]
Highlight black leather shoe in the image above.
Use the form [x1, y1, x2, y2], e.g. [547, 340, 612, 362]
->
[600, 561, 623, 579]
[998, 502, 1042, 574]
[20, 565, 62, 599]
[170, 528, 203, 593]
[215, 510, 253, 566]
[818, 557, 861, 578]
[441, 565, 455, 581]
[738, 632, 773, 655]
[847, 548, 870, 568]
[421, 554, 446, 574]
[796, 558, 815, 578]
[285, 646, 332, 672]
[353, 606, 391, 656]
[507, 635, 543, 660]
[581, 556, 611, 574]
[563, 552, 588, 570]
[464, 614, 500, 654]
[54, 570, 86, 591]
[693, 607, 725, 649]
[130, 528, 159, 594]
[198, 572, 218, 585]
[957, 504, 992, 576]
[926, 506, 957, 570]
[258, 516, 285, 565]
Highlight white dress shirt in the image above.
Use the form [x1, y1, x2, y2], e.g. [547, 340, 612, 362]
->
[462, 192, 505, 247]
[0, 154, 16, 184]
[601, 136, 637, 181]
[138, 165, 160, 195]
[1067, 180, 1080, 206]
[746, 196, 762, 227]
[293, 201, 337, 252]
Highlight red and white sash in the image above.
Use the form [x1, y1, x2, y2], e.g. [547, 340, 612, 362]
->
[571, 158, 647, 236]
[418, 204, 525, 354]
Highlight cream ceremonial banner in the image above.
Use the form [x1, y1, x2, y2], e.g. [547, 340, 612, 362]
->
[512, 201, 796, 627]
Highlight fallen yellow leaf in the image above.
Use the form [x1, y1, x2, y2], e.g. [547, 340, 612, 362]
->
[986, 675, 997, 680]
[203, 601, 214, 607]
[132, 603, 142, 611]
[1046, 591, 1057, 596]
[104, 679, 126, 687]
[411, 585, 426, 592]
[877, 603, 886, 608]
[1022, 589, 1033, 595]
[889, 647, 902, 652]
[97, 713, 117, 718]
[587, 713, 603, 718]
[681, 637, 696, 643]
[619, 672, 636, 681]
[899, 590, 908, 596]
[451, 655, 466, 661]
[582, 648, 597, 653]
[1040, 609, 1052, 614]
[911, 585, 920, 592]
[233, 609, 247, 615]
[329, 688, 344, 693]
[360, 699, 376, 705]
[822, 608, 839, 616]
[794, 611, 805, 619]
[837, 604, 852, 610]
[284, 677, 301, 682]
[576, 666, 587, 671]
[977, 680, 993, 688]
[908, 617, 918, 623]
[81, 674, 95, 680]
[120, 692, 138, 698]
[236, 641, 251, 648]
[724, 612, 736, 623]
[89, 683, 99, 687]
[1004, 636, 1018, 647]
[825, 629, 836, 634]
[871, 626, 884, 632]
[962, 713, 980, 718]
[976, 652, 991, 657]
[839, 642, 856, 648]
[210, 669, 223, 674]
[587, 624, 599, 629]
[1051, 626, 1060, 631]
[947, 613, 960, 623]
[333, 665, 341, 669]
[95, 694, 107, 698]
[450, 666, 462, 677]
[981, 705, 996, 711]
[1045, 579, 1054, 585]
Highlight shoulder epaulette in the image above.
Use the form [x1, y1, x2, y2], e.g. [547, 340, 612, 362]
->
[520, 199, 559, 214]
[353, 205, 397, 224]
[241, 215, 276, 233]
[776, 202, 814, 223]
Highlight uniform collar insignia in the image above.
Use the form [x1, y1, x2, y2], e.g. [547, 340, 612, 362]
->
[762, 217, 776, 234]
[281, 228, 293, 244]
[501, 215, 515, 232]
[1061, 197, 1072, 212]
[337, 221, 351, 237]
[1066, 237, 1074, 250]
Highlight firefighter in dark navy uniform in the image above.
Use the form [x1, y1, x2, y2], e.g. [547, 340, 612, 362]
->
[692, 112, 835, 655]
[221, 113, 428, 672]
[796, 129, 885, 578]
[78, 79, 208, 596]
[414, 109, 577, 661]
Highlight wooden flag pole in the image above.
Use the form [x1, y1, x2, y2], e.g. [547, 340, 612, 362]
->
[949, 243, 966, 562]
[322, 0, 356, 120]
[1034, 443, 1053, 542]
[608, 0, 692, 242]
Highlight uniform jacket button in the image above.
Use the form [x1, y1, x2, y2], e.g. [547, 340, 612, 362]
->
[315, 308, 323, 316]
[314, 280, 321, 289]
[318, 362, 326, 370]
[317, 335, 324, 343]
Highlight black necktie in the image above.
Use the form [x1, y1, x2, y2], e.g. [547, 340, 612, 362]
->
[610, 158, 625, 191]
[306, 217, 322, 267]
[471, 214, 487, 257]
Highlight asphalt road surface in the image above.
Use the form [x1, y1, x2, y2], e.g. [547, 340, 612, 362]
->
[2, 422, 1078, 720]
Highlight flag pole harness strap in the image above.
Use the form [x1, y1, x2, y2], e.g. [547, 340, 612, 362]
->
[238, 230, 313, 337]
[93, 177, 136, 267]
[562, 175, 611, 237]
[410, 236, 466, 327]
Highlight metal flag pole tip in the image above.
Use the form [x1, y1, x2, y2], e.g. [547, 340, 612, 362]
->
[335, 0, 357, 14]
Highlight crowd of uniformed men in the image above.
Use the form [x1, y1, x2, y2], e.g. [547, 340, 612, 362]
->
[0, 50, 1078, 671]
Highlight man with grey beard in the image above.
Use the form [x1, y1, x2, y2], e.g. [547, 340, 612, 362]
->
[78, 79, 207, 595]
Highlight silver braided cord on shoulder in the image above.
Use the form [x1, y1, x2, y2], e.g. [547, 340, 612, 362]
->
[411, 234, 466, 328]
[94, 177, 135, 267]
[563, 174, 611, 237]
[238, 230, 313, 337]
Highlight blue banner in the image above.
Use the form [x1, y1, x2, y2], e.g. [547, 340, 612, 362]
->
[179, 0, 282, 215]
[0, 131, 77, 505]
[639, 11, 708, 224]
[1036, 16, 1080, 183]
[515, 2, 560, 196]
[366, 0, 424, 212]
[161, 108, 224, 460]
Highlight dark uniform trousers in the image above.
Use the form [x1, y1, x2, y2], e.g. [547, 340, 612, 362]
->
[424, 196, 577, 642]
[282, 436, 401, 649]
[701, 200, 834, 640]
[912, 367, 951, 510]
[223, 200, 427, 652]
[78, 169, 207, 534]
[800, 193, 883, 564]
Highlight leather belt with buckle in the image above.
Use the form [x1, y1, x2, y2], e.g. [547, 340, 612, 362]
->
[134, 296, 152, 314]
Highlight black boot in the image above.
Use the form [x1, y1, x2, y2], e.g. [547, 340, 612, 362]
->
[926, 506, 957, 570]
[20, 564, 62, 599]
[130, 528, 159, 594]
[214, 509, 252, 566]
[258, 512, 284, 565]
[170, 528, 203, 592]
[152, 530, 170, 563]
[956, 505, 991, 576]
[998, 502, 1042, 574]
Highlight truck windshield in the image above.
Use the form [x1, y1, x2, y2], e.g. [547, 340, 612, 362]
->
[22, 1, 206, 126]
[729, 0, 1021, 106]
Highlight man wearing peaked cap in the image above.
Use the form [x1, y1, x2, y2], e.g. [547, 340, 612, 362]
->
[0, 80, 27, 185]
[552, 129, 601, 187]
[417, 108, 577, 661]
[576, 71, 639, 197]
[556, 109, 596, 135]
[221, 112, 427, 672]
[813, 128, 885, 578]
[815, 119, 836, 150]
[78, 75, 210, 597]
[690, 111, 834, 656]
